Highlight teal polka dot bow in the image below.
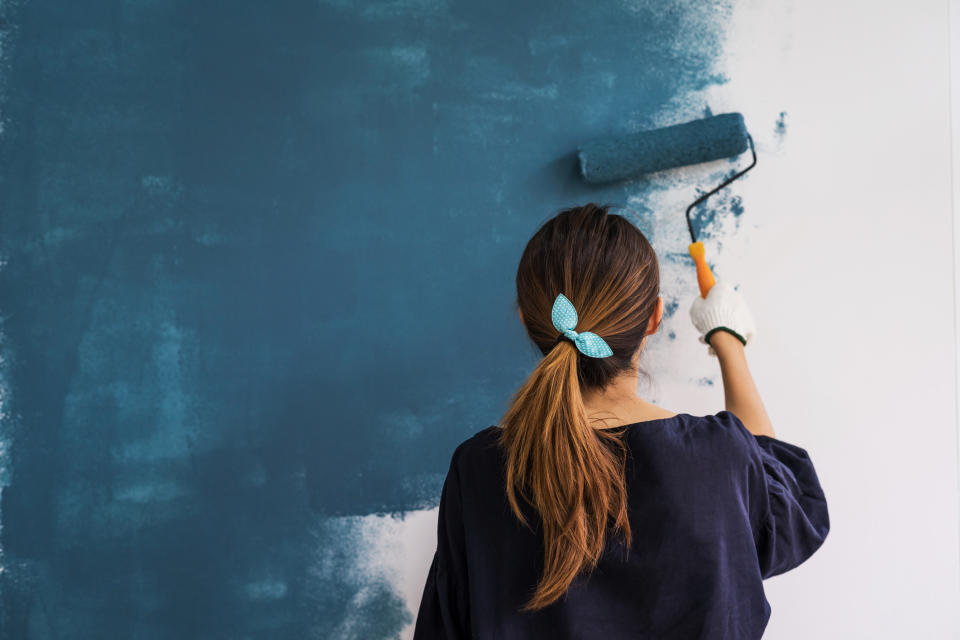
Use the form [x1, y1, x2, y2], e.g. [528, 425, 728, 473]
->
[551, 293, 614, 358]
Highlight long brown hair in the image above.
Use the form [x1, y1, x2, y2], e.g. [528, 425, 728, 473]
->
[497, 202, 661, 611]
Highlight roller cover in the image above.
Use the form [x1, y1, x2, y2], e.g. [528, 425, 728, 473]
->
[578, 112, 749, 184]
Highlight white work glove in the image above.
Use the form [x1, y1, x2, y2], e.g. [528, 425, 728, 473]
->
[689, 280, 756, 357]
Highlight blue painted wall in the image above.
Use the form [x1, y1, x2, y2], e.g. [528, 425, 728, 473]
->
[0, 0, 733, 636]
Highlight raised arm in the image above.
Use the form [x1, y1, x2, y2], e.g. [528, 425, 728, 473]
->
[688, 280, 775, 438]
[710, 331, 775, 438]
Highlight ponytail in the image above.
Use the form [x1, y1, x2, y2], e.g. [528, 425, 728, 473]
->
[497, 338, 633, 612]
[500, 202, 660, 611]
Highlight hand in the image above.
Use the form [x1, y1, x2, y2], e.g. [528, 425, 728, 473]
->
[689, 280, 756, 357]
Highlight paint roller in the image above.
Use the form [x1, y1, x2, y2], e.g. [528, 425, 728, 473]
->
[577, 112, 756, 299]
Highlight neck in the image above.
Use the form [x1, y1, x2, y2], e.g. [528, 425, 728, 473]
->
[580, 370, 645, 414]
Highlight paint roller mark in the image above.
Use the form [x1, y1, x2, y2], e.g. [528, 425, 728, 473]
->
[527, 34, 569, 56]
[363, 45, 431, 94]
[114, 481, 188, 504]
[690, 187, 745, 240]
[774, 111, 787, 139]
[0, 295, 11, 575]
[0, 6, 16, 577]
[623, 203, 655, 231]
[141, 175, 182, 199]
[691, 72, 728, 91]
[308, 509, 436, 638]
[729, 195, 743, 217]
[359, 0, 447, 20]
[244, 579, 289, 601]
[480, 82, 559, 102]
[663, 297, 679, 319]
[319, 0, 448, 18]
[437, 103, 518, 148]
[664, 251, 694, 265]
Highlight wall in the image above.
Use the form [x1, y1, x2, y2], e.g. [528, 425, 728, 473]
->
[0, 0, 956, 638]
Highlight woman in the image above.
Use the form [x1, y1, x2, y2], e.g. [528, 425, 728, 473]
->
[413, 203, 829, 639]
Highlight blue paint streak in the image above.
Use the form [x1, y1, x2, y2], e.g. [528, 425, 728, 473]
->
[775, 110, 788, 138]
[689, 172, 747, 240]
[663, 297, 680, 319]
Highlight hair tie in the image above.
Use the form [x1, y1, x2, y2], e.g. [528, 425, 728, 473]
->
[551, 294, 613, 358]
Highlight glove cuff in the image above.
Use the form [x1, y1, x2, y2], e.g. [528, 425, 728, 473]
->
[704, 326, 746, 347]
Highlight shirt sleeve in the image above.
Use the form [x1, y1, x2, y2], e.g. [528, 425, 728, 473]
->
[413, 442, 471, 639]
[719, 410, 831, 579]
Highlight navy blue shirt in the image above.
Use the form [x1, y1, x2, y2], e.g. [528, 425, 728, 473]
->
[413, 410, 830, 639]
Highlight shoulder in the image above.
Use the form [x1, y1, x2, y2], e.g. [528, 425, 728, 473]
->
[707, 410, 753, 439]
[453, 425, 501, 460]
[705, 411, 813, 461]
[446, 425, 502, 475]
[693, 410, 765, 466]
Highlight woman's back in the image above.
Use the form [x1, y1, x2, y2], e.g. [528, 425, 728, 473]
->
[414, 410, 829, 640]
[414, 204, 830, 638]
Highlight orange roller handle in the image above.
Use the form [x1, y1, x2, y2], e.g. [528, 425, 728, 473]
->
[688, 241, 716, 299]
